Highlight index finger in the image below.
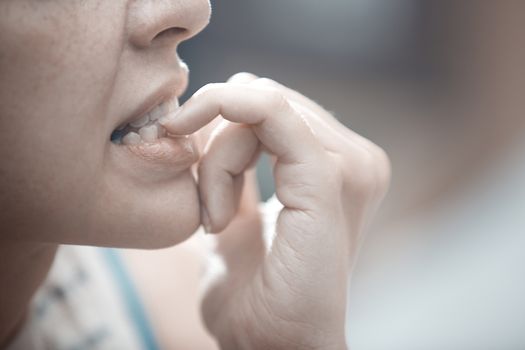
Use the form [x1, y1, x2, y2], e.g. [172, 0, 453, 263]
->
[160, 83, 323, 165]
[160, 83, 338, 212]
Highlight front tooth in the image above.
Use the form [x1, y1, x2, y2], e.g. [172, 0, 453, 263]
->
[122, 132, 141, 145]
[130, 114, 150, 128]
[138, 125, 158, 143]
[149, 102, 168, 121]
[156, 123, 167, 138]
[167, 98, 179, 112]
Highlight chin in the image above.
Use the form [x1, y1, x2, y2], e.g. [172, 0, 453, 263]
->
[86, 169, 202, 249]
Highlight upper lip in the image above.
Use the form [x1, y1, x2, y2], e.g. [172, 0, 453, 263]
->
[114, 67, 189, 132]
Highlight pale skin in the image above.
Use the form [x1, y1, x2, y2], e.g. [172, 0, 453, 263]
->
[1, 0, 524, 349]
[0, 1, 390, 349]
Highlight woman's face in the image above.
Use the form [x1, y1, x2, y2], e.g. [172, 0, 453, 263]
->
[0, 0, 211, 248]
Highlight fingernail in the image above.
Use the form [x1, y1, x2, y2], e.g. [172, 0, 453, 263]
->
[159, 108, 183, 126]
[201, 206, 213, 234]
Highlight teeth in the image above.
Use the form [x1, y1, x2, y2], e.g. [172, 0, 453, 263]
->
[117, 124, 166, 146]
[122, 132, 141, 145]
[167, 98, 179, 112]
[112, 96, 179, 145]
[149, 96, 179, 121]
[149, 102, 167, 121]
[130, 114, 150, 128]
[138, 125, 159, 143]
[130, 96, 179, 126]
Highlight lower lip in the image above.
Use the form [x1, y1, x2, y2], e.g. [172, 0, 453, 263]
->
[111, 135, 199, 177]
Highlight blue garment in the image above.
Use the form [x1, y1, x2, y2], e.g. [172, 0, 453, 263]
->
[102, 249, 159, 350]
[8, 246, 159, 350]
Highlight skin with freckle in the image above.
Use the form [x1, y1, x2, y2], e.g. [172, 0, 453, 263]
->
[0, 0, 212, 346]
[0, 1, 394, 349]
[0, 0, 210, 247]
[0, 2, 515, 350]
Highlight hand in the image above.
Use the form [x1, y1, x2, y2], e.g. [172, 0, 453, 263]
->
[160, 73, 391, 349]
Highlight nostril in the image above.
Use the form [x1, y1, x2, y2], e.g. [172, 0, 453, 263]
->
[153, 27, 187, 41]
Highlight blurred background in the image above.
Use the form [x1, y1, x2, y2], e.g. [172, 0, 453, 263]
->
[180, 1, 525, 349]
[179, 0, 482, 218]
[181, 0, 426, 207]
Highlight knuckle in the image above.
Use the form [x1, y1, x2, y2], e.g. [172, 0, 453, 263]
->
[354, 152, 378, 189]
[228, 72, 256, 82]
[345, 146, 390, 199]
[254, 77, 279, 87]
[263, 88, 290, 112]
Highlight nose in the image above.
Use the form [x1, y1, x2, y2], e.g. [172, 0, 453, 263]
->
[127, 0, 211, 49]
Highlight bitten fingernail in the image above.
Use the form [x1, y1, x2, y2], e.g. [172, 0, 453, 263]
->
[158, 107, 183, 126]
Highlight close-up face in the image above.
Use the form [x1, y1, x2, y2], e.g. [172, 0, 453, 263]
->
[0, 0, 211, 248]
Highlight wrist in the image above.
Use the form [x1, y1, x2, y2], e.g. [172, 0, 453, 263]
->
[215, 307, 347, 350]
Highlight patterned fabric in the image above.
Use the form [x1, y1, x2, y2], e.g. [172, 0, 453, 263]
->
[7, 199, 286, 350]
[7, 246, 158, 350]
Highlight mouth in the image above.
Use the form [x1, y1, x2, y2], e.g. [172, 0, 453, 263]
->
[108, 89, 199, 174]
[110, 94, 179, 145]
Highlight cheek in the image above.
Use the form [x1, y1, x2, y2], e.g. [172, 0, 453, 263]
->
[0, 2, 204, 247]
[0, 2, 126, 241]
